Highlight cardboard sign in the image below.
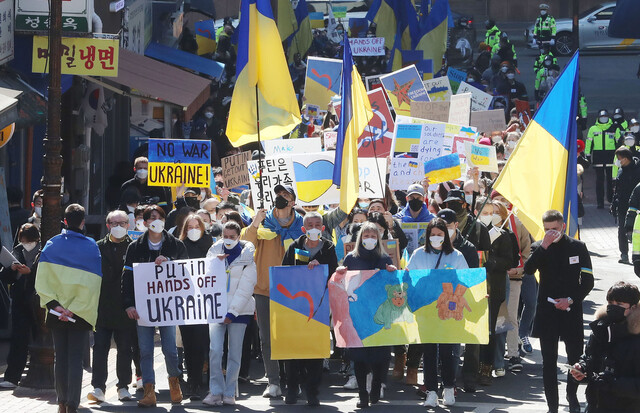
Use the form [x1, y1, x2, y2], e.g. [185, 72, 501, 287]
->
[323, 131, 337, 149]
[247, 156, 295, 209]
[358, 158, 387, 199]
[447, 68, 467, 94]
[349, 37, 385, 56]
[221, 150, 251, 189]
[358, 88, 395, 158]
[263, 137, 322, 155]
[424, 77, 452, 102]
[304, 57, 342, 108]
[465, 141, 499, 173]
[389, 157, 423, 191]
[456, 82, 493, 111]
[470, 109, 507, 135]
[133, 258, 227, 327]
[410, 101, 450, 123]
[32, 35, 119, 76]
[380, 65, 429, 116]
[448, 93, 471, 126]
[343, 239, 400, 268]
[148, 139, 211, 187]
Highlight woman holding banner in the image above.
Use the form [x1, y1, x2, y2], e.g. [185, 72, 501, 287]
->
[336, 222, 397, 408]
[204, 221, 257, 406]
[406, 217, 469, 408]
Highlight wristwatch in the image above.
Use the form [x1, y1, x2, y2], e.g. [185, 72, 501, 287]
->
[567, 297, 574, 305]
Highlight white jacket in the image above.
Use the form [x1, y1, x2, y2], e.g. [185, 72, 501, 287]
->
[207, 240, 257, 318]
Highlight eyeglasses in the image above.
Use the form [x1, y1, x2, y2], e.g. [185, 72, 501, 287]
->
[109, 221, 128, 227]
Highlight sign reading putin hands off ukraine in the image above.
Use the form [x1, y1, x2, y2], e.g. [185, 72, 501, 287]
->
[148, 139, 211, 187]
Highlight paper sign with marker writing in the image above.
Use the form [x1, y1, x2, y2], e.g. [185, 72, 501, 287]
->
[392, 122, 445, 162]
[148, 139, 211, 187]
[389, 157, 423, 190]
[424, 77, 452, 101]
[323, 131, 337, 149]
[447, 68, 467, 94]
[221, 151, 251, 188]
[395, 115, 478, 156]
[358, 158, 387, 199]
[448, 93, 471, 126]
[263, 138, 322, 155]
[411, 101, 450, 122]
[424, 154, 462, 184]
[469, 109, 507, 135]
[465, 142, 498, 173]
[456, 82, 493, 111]
[247, 156, 296, 209]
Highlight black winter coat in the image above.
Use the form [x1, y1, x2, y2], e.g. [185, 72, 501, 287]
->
[183, 234, 213, 259]
[282, 235, 339, 278]
[96, 235, 134, 329]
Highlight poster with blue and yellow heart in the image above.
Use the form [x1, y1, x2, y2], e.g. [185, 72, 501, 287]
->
[304, 57, 342, 108]
[270, 265, 331, 359]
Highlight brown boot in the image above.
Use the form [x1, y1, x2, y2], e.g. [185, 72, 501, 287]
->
[137, 383, 156, 408]
[405, 367, 418, 385]
[57, 404, 66, 413]
[392, 353, 407, 379]
[478, 363, 493, 386]
[168, 376, 183, 404]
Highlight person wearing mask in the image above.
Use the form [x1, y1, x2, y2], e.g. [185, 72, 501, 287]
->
[281, 212, 338, 406]
[27, 190, 44, 230]
[571, 281, 640, 413]
[499, 67, 528, 112]
[120, 157, 172, 214]
[367, 201, 408, 252]
[444, 189, 491, 253]
[612, 148, 640, 264]
[242, 184, 304, 398]
[629, 118, 640, 142]
[34, 204, 102, 413]
[484, 20, 501, 50]
[407, 217, 468, 407]
[534, 57, 557, 101]
[482, 55, 502, 90]
[524, 210, 594, 413]
[0, 224, 40, 389]
[613, 107, 629, 133]
[122, 205, 188, 407]
[586, 110, 622, 209]
[533, 4, 556, 49]
[504, 132, 521, 159]
[203, 221, 257, 406]
[534, 43, 557, 72]
[337, 222, 397, 408]
[621, 132, 640, 160]
[492, 34, 517, 68]
[394, 184, 435, 224]
[197, 209, 222, 241]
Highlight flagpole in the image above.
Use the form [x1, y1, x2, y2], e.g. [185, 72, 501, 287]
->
[256, 85, 264, 209]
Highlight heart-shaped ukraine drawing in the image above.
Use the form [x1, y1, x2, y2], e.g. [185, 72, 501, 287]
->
[293, 159, 335, 203]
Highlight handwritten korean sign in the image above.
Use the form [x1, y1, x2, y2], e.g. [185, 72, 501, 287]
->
[32, 36, 119, 76]
[247, 156, 295, 209]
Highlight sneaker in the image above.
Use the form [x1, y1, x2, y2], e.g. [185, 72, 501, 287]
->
[0, 381, 17, 389]
[117, 387, 132, 401]
[135, 376, 143, 391]
[262, 384, 282, 398]
[343, 375, 358, 390]
[223, 396, 236, 405]
[442, 387, 455, 406]
[494, 368, 506, 377]
[87, 388, 106, 403]
[508, 357, 523, 372]
[380, 383, 385, 400]
[423, 390, 437, 407]
[522, 336, 533, 353]
[203, 393, 223, 406]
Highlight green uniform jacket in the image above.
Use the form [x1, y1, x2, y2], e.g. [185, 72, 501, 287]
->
[534, 15, 557, 40]
[586, 119, 620, 165]
[485, 26, 501, 50]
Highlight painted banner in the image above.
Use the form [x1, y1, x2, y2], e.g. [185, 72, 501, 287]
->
[133, 258, 227, 327]
[348, 37, 385, 56]
[221, 150, 251, 189]
[411, 101, 450, 123]
[263, 137, 322, 155]
[344, 239, 400, 268]
[424, 77, 452, 102]
[329, 268, 489, 347]
[514, 99, 532, 127]
[247, 156, 295, 209]
[448, 93, 471, 126]
[293, 152, 340, 206]
[304, 57, 342, 108]
[358, 88, 395, 158]
[470, 109, 507, 135]
[456, 81, 493, 111]
[452, 135, 476, 157]
[148, 139, 211, 187]
[424, 153, 462, 184]
[32, 35, 119, 76]
[380, 65, 429, 116]
[270, 265, 331, 359]
[446, 67, 467, 94]
[465, 141, 499, 173]
[127, 230, 144, 241]
[194, 20, 217, 55]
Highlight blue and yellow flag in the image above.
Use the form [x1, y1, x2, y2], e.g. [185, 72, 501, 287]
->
[295, 248, 311, 263]
[277, 0, 298, 41]
[227, 0, 301, 147]
[494, 52, 580, 240]
[332, 33, 373, 213]
[287, 0, 313, 63]
[424, 153, 462, 184]
[414, 0, 450, 75]
[368, 0, 419, 72]
[194, 20, 217, 55]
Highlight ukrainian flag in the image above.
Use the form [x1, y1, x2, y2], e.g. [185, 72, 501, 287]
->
[494, 52, 580, 240]
[226, 0, 301, 147]
[414, 0, 449, 74]
[295, 248, 311, 263]
[194, 20, 217, 55]
[424, 153, 462, 184]
[277, 0, 297, 41]
[287, 0, 313, 63]
[35, 229, 102, 327]
[368, 0, 419, 72]
[332, 33, 373, 213]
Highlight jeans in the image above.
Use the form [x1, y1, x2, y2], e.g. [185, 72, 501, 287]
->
[505, 279, 522, 357]
[423, 344, 456, 391]
[91, 326, 134, 391]
[52, 329, 89, 409]
[137, 325, 181, 385]
[209, 323, 247, 397]
[255, 294, 280, 385]
[519, 273, 538, 338]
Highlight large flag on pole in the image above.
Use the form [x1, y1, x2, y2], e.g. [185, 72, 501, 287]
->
[414, 0, 450, 75]
[227, 0, 301, 147]
[287, 0, 313, 63]
[494, 52, 580, 240]
[332, 33, 373, 213]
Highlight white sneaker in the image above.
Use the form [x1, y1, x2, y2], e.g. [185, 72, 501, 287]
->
[223, 396, 236, 405]
[87, 388, 106, 403]
[494, 368, 506, 377]
[366, 372, 372, 393]
[442, 387, 455, 406]
[118, 387, 132, 401]
[262, 384, 282, 398]
[423, 390, 437, 407]
[135, 376, 143, 390]
[0, 381, 16, 389]
[343, 375, 358, 390]
[203, 393, 223, 406]
[380, 383, 385, 400]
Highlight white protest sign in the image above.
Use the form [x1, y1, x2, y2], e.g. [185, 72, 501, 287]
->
[456, 81, 493, 111]
[133, 258, 227, 327]
[424, 77, 452, 101]
[263, 138, 322, 155]
[323, 131, 337, 149]
[348, 37, 385, 56]
[465, 141, 499, 173]
[359, 158, 387, 198]
[470, 109, 508, 135]
[247, 156, 296, 209]
[389, 157, 423, 191]
[448, 92, 471, 126]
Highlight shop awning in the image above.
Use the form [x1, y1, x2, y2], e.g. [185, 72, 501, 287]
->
[0, 71, 47, 127]
[0, 91, 18, 131]
[100, 49, 211, 121]
[145, 42, 225, 81]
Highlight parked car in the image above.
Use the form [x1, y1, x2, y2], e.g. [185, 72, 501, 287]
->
[525, 2, 640, 55]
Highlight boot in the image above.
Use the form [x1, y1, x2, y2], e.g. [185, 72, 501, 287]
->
[405, 367, 418, 385]
[57, 404, 66, 413]
[478, 363, 493, 386]
[168, 376, 183, 404]
[137, 383, 157, 408]
[392, 353, 406, 379]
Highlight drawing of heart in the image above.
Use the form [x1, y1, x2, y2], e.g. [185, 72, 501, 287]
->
[294, 160, 335, 203]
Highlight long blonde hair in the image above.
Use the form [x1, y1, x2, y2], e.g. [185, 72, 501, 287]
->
[352, 222, 386, 258]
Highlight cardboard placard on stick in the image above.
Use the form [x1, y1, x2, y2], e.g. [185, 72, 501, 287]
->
[221, 151, 251, 188]
[448, 93, 471, 126]
[470, 109, 507, 135]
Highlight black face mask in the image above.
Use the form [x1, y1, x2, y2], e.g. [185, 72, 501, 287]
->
[215, 181, 224, 188]
[447, 201, 463, 213]
[408, 198, 423, 212]
[274, 195, 289, 210]
[606, 304, 627, 322]
[185, 197, 199, 209]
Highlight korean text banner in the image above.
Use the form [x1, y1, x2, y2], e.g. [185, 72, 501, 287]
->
[133, 258, 227, 327]
[270, 265, 331, 359]
[148, 139, 211, 187]
[329, 268, 489, 347]
[32, 35, 119, 76]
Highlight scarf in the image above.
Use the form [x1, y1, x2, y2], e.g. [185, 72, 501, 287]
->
[262, 210, 304, 245]
[224, 242, 243, 265]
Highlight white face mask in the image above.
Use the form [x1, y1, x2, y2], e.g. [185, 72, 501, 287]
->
[149, 219, 165, 233]
[500, 66, 508, 73]
[362, 238, 378, 250]
[479, 214, 493, 226]
[429, 236, 445, 248]
[136, 168, 148, 179]
[223, 238, 239, 249]
[631, 126, 640, 133]
[127, 205, 136, 213]
[447, 228, 456, 239]
[615, 158, 622, 168]
[625, 138, 636, 147]
[204, 112, 214, 119]
[305, 228, 322, 241]
[464, 194, 474, 206]
[110, 225, 127, 239]
[491, 214, 502, 226]
[136, 219, 147, 231]
[599, 117, 609, 124]
[187, 228, 202, 242]
[22, 242, 37, 252]
[507, 140, 517, 149]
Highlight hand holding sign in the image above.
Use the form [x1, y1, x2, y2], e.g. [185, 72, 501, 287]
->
[464, 141, 498, 173]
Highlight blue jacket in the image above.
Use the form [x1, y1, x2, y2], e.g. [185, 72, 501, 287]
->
[394, 202, 435, 223]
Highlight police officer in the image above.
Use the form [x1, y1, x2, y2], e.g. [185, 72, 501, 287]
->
[534, 58, 558, 101]
[523, 210, 593, 413]
[586, 109, 621, 208]
[577, 92, 588, 132]
[612, 107, 629, 134]
[534, 43, 557, 73]
[534, 4, 556, 49]
[485, 20, 502, 51]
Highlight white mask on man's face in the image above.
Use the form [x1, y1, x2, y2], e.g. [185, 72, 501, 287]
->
[149, 219, 165, 233]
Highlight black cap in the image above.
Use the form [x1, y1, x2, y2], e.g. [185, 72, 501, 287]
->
[274, 184, 296, 200]
[443, 189, 465, 204]
[437, 208, 457, 224]
[598, 109, 609, 118]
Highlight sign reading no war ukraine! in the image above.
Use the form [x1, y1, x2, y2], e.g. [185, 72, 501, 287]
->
[148, 139, 211, 187]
